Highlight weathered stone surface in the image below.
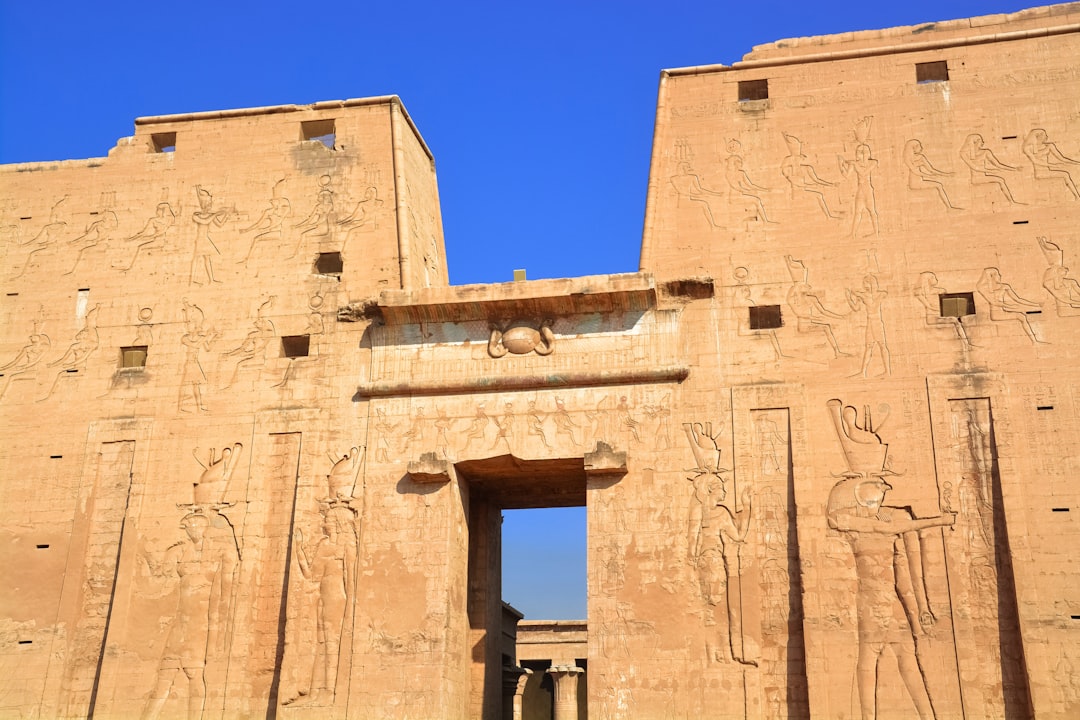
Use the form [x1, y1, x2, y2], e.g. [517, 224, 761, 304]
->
[2, 5, 1080, 719]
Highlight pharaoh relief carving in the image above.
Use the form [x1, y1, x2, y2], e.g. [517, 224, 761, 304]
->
[191, 186, 236, 285]
[1038, 236, 1080, 316]
[902, 139, 959, 210]
[825, 400, 955, 720]
[959, 134, 1021, 205]
[785, 255, 850, 359]
[837, 117, 879, 238]
[487, 319, 555, 358]
[116, 202, 177, 272]
[179, 299, 218, 413]
[239, 180, 291, 263]
[975, 267, 1044, 344]
[1021, 128, 1079, 200]
[284, 449, 362, 707]
[914, 272, 973, 348]
[12, 196, 67, 279]
[780, 133, 838, 219]
[846, 274, 890, 377]
[143, 444, 243, 720]
[683, 422, 755, 667]
[40, 304, 100, 401]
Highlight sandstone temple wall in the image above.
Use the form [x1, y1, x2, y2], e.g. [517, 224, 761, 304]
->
[1, 5, 1079, 719]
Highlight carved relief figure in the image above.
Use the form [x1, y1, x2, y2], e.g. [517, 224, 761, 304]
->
[142, 510, 239, 720]
[0, 323, 50, 401]
[191, 186, 235, 285]
[434, 408, 454, 458]
[670, 161, 723, 228]
[975, 267, 1044, 344]
[12, 196, 67, 279]
[287, 505, 358, 706]
[724, 139, 772, 223]
[552, 397, 580, 446]
[488, 320, 555, 358]
[785, 255, 849, 358]
[223, 296, 276, 388]
[239, 180, 291, 262]
[191, 443, 243, 506]
[780, 133, 838, 218]
[825, 399, 955, 720]
[683, 422, 754, 666]
[491, 402, 515, 451]
[337, 186, 384, 236]
[734, 265, 789, 360]
[959, 134, 1020, 205]
[41, 305, 99, 401]
[372, 408, 397, 463]
[292, 176, 335, 257]
[903, 140, 958, 210]
[179, 300, 218, 413]
[1038, 237, 1080, 315]
[117, 202, 177, 271]
[615, 395, 642, 444]
[642, 393, 672, 450]
[65, 210, 118, 275]
[846, 274, 891, 376]
[838, 144, 880, 238]
[914, 272, 972, 347]
[526, 400, 551, 448]
[463, 403, 491, 452]
[1022, 128, 1079, 199]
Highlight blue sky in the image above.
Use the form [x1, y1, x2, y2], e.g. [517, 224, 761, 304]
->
[0, 0, 1039, 619]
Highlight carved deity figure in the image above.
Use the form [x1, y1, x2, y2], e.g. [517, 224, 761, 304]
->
[914, 272, 972, 347]
[826, 399, 955, 720]
[975, 267, 1043, 344]
[839, 143, 880, 238]
[903, 140, 958, 210]
[239, 180, 291, 262]
[959, 134, 1020, 204]
[223, 297, 276, 387]
[65, 210, 118, 275]
[41, 306, 99, 401]
[780, 133, 838, 218]
[118, 202, 177, 271]
[337, 186, 384, 236]
[142, 511, 239, 720]
[724, 139, 772, 223]
[785, 258, 849, 359]
[0, 327, 50, 401]
[12, 196, 67, 279]
[670, 161, 723, 227]
[1022, 128, 1079, 199]
[683, 422, 755, 665]
[292, 176, 335, 257]
[287, 505, 358, 707]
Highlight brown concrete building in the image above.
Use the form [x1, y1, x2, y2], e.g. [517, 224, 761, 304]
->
[2, 4, 1080, 718]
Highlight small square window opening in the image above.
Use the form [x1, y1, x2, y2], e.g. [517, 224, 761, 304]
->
[916, 61, 949, 83]
[940, 292, 975, 318]
[120, 346, 148, 369]
[282, 335, 311, 358]
[749, 305, 783, 330]
[301, 119, 336, 149]
[151, 132, 177, 153]
[738, 79, 769, 102]
[314, 251, 343, 275]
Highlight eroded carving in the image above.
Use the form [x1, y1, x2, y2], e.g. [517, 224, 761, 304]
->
[838, 119, 879, 237]
[0, 320, 50, 401]
[670, 162, 723, 228]
[40, 305, 99, 401]
[291, 175, 335, 257]
[179, 300, 218, 413]
[65, 209, 118, 276]
[1038, 236, 1080, 316]
[11, 196, 66, 279]
[785, 255, 849, 358]
[239, 180, 291, 262]
[117, 202, 177, 271]
[724, 139, 773, 223]
[222, 296, 276, 388]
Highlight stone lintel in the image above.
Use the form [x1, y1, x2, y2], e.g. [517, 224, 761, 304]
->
[376, 272, 656, 326]
[356, 365, 688, 398]
[406, 452, 452, 483]
[584, 441, 627, 478]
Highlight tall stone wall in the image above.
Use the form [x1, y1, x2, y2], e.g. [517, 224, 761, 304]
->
[0, 5, 1079, 719]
